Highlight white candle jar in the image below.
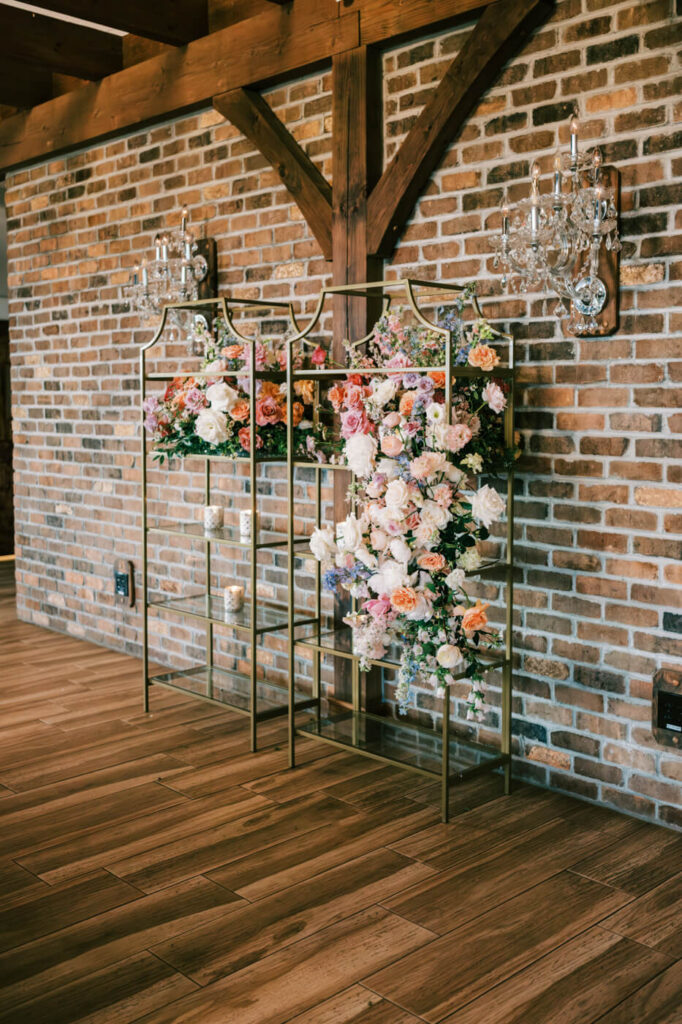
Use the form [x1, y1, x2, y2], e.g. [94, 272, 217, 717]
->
[239, 509, 255, 538]
[224, 585, 244, 613]
[203, 505, 223, 531]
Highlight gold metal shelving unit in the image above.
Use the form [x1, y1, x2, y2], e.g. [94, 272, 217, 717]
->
[140, 297, 316, 752]
[285, 279, 515, 822]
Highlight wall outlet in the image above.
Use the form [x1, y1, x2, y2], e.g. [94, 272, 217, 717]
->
[114, 559, 135, 608]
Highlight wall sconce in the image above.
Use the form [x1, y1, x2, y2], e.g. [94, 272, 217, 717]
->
[493, 113, 621, 336]
[124, 206, 217, 325]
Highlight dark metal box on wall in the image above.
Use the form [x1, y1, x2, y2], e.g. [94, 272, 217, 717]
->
[653, 669, 682, 749]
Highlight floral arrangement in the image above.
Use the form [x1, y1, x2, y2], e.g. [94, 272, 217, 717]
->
[309, 307, 511, 719]
[143, 318, 326, 462]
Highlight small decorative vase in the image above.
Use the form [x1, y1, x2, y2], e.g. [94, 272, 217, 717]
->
[203, 505, 223, 531]
[224, 585, 244, 613]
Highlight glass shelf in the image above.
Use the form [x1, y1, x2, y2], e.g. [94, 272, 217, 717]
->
[149, 452, 288, 465]
[148, 592, 316, 635]
[295, 624, 507, 676]
[148, 664, 316, 720]
[297, 708, 508, 780]
[145, 370, 287, 382]
[291, 366, 514, 380]
[147, 519, 310, 551]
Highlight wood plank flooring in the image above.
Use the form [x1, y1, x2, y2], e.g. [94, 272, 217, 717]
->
[0, 561, 681, 1024]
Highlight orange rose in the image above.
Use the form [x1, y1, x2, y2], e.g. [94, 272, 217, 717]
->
[417, 553, 447, 572]
[381, 434, 404, 457]
[428, 370, 446, 387]
[399, 391, 418, 417]
[390, 586, 419, 614]
[461, 600, 489, 632]
[328, 384, 346, 412]
[294, 379, 315, 405]
[283, 400, 305, 427]
[260, 381, 281, 399]
[223, 345, 243, 360]
[229, 399, 250, 422]
[468, 345, 500, 372]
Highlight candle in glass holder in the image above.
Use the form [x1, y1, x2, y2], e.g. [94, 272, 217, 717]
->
[224, 585, 244, 613]
[239, 509, 255, 538]
[203, 505, 223, 531]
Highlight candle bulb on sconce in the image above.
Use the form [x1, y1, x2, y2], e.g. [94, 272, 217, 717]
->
[553, 153, 562, 201]
[569, 114, 579, 166]
[141, 258, 148, 288]
[181, 207, 188, 234]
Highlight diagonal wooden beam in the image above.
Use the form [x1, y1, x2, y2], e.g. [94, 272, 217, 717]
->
[28, 1, 208, 46]
[214, 88, 333, 260]
[366, 0, 553, 257]
[0, 6, 122, 81]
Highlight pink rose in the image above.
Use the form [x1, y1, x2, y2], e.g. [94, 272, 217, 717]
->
[364, 596, 392, 619]
[344, 384, 367, 410]
[444, 423, 473, 452]
[381, 434, 404, 457]
[311, 345, 326, 366]
[341, 408, 371, 440]
[433, 483, 453, 508]
[383, 411, 401, 428]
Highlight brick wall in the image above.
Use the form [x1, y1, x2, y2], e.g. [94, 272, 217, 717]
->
[7, 0, 682, 827]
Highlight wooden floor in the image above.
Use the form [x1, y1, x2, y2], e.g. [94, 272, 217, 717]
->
[0, 562, 681, 1024]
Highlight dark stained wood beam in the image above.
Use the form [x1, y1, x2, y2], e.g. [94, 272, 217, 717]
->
[331, 45, 384, 707]
[29, 0, 209, 46]
[0, 6, 122, 81]
[0, 60, 54, 110]
[0, 0, 359, 171]
[0, 0, 509, 171]
[367, 0, 553, 257]
[213, 88, 333, 260]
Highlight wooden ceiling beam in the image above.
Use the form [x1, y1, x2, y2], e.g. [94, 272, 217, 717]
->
[0, 6, 122, 81]
[29, 0, 208, 45]
[214, 88, 333, 259]
[0, 60, 54, 110]
[0, 0, 507, 171]
[367, 0, 553, 257]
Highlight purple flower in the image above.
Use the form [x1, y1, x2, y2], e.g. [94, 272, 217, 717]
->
[143, 395, 159, 415]
[417, 376, 435, 394]
[184, 387, 206, 414]
[144, 414, 158, 434]
[402, 372, 421, 389]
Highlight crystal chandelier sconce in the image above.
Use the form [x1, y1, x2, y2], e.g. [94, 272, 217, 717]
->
[493, 115, 621, 336]
[124, 208, 214, 323]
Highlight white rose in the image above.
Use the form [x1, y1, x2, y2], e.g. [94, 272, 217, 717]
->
[203, 358, 226, 374]
[377, 458, 401, 480]
[389, 537, 411, 563]
[309, 526, 336, 563]
[370, 528, 389, 551]
[355, 545, 378, 569]
[338, 514, 364, 552]
[457, 547, 482, 571]
[345, 433, 377, 478]
[373, 379, 397, 406]
[471, 484, 506, 528]
[403, 592, 434, 622]
[195, 407, 229, 445]
[369, 558, 408, 595]
[444, 464, 465, 485]
[206, 381, 239, 412]
[444, 568, 466, 590]
[385, 478, 410, 510]
[436, 643, 463, 668]
[420, 499, 450, 530]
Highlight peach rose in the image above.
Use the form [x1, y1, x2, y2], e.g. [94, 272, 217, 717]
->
[390, 586, 419, 614]
[294, 379, 315, 405]
[260, 381, 281, 399]
[238, 427, 263, 451]
[461, 600, 489, 632]
[399, 391, 418, 417]
[381, 434, 404, 457]
[223, 344, 243, 360]
[229, 399, 250, 422]
[468, 345, 500, 372]
[417, 553, 447, 572]
[328, 384, 346, 412]
[428, 370, 446, 387]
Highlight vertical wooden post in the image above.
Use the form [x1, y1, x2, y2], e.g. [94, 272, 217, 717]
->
[331, 45, 383, 706]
